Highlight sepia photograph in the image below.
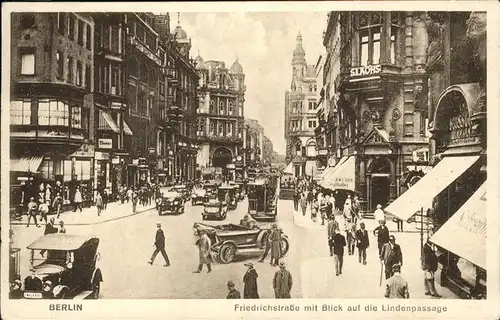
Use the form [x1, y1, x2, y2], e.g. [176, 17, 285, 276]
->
[1, 2, 499, 319]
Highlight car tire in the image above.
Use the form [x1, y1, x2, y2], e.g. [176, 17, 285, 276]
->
[218, 243, 236, 264]
[280, 237, 290, 257]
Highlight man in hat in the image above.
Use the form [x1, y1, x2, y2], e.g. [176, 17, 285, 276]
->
[269, 223, 282, 266]
[26, 197, 39, 227]
[355, 222, 369, 265]
[327, 215, 339, 256]
[273, 260, 293, 298]
[243, 262, 259, 298]
[148, 223, 170, 267]
[384, 263, 409, 299]
[374, 220, 390, 256]
[226, 281, 241, 299]
[332, 228, 346, 276]
[380, 235, 403, 280]
[257, 229, 272, 263]
[193, 230, 212, 273]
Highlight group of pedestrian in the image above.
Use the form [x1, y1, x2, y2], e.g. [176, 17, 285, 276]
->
[226, 259, 293, 299]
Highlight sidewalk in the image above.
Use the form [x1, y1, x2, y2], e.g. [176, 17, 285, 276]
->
[10, 201, 156, 226]
[292, 205, 420, 233]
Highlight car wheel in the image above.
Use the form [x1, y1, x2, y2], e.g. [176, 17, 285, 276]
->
[218, 243, 236, 264]
[280, 237, 290, 257]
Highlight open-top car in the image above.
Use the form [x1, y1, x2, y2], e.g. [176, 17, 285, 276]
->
[247, 178, 278, 221]
[202, 193, 227, 220]
[192, 222, 289, 264]
[23, 234, 103, 300]
[218, 185, 237, 210]
[158, 191, 185, 215]
[191, 188, 208, 205]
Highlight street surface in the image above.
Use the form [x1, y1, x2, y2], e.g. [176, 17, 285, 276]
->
[10, 198, 458, 299]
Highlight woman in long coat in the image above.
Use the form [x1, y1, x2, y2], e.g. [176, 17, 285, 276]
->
[269, 224, 282, 266]
[243, 262, 259, 298]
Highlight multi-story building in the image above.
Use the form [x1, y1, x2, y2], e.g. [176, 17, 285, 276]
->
[261, 135, 274, 166]
[195, 55, 245, 178]
[92, 13, 131, 195]
[166, 20, 199, 182]
[319, 12, 432, 212]
[313, 54, 327, 171]
[386, 11, 487, 299]
[124, 13, 163, 187]
[10, 12, 95, 206]
[243, 118, 264, 167]
[284, 32, 318, 177]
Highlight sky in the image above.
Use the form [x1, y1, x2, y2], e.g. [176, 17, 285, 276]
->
[170, 12, 327, 155]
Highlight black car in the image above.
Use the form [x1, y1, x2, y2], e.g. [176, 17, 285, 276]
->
[158, 191, 185, 215]
[23, 234, 103, 299]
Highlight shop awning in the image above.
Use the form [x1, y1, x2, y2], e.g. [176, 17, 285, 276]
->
[319, 156, 348, 188]
[384, 155, 480, 221]
[283, 162, 293, 174]
[123, 120, 133, 136]
[305, 160, 317, 177]
[430, 181, 487, 269]
[98, 111, 120, 133]
[322, 156, 356, 191]
[10, 156, 44, 173]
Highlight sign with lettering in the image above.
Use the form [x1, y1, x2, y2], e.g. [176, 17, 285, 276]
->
[350, 65, 381, 77]
[98, 139, 113, 149]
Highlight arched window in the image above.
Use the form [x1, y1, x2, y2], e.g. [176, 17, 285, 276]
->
[210, 99, 215, 114]
[219, 100, 224, 115]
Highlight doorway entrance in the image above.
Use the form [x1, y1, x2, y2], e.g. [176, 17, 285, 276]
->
[371, 176, 390, 210]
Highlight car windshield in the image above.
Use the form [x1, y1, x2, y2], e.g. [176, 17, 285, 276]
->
[31, 249, 69, 268]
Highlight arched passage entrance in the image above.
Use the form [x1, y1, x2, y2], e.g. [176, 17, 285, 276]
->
[367, 157, 392, 211]
[212, 147, 233, 168]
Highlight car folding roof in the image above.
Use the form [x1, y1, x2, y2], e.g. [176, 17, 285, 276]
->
[27, 234, 97, 251]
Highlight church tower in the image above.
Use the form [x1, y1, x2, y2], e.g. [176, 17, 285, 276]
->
[291, 32, 307, 83]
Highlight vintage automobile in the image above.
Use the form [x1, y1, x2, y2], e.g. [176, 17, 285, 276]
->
[192, 222, 289, 264]
[191, 188, 208, 205]
[158, 191, 185, 215]
[230, 181, 245, 201]
[23, 234, 103, 299]
[248, 178, 278, 221]
[202, 193, 227, 220]
[173, 184, 190, 200]
[218, 185, 238, 210]
[203, 180, 220, 196]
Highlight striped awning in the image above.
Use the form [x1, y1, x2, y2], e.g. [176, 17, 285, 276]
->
[11, 156, 44, 173]
[123, 120, 133, 136]
[98, 111, 120, 133]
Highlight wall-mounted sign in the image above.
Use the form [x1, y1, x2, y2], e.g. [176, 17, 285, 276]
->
[111, 157, 120, 165]
[95, 151, 110, 161]
[350, 65, 381, 77]
[412, 148, 429, 163]
[98, 139, 113, 149]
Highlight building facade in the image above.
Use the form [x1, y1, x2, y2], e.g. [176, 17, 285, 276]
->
[195, 56, 245, 178]
[284, 32, 319, 177]
[10, 12, 95, 206]
[320, 12, 432, 212]
[243, 118, 264, 167]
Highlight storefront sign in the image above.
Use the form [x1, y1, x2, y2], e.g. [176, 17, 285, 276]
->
[111, 157, 120, 165]
[98, 139, 113, 149]
[318, 149, 328, 156]
[412, 148, 429, 163]
[95, 151, 110, 161]
[350, 65, 381, 77]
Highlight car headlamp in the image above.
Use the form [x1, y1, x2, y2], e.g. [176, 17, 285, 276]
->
[66, 262, 73, 269]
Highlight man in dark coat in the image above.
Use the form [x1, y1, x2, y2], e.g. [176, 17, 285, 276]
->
[373, 220, 390, 256]
[355, 222, 369, 265]
[40, 218, 58, 256]
[380, 235, 403, 279]
[332, 228, 346, 276]
[148, 223, 170, 267]
[243, 262, 259, 298]
[226, 281, 241, 299]
[258, 229, 272, 263]
[422, 241, 441, 297]
[273, 260, 293, 298]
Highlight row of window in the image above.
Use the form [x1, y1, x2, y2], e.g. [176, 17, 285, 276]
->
[359, 27, 397, 66]
[56, 13, 92, 50]
[55, 51, 91, 88]
[289, 119, 318, 131]
[96, 63, 123, 95]
[10, 99, 83, 128]
[197, 120, 238, 138]
[291, 101, 318, 113]
[40, 159, 91, 181]
[95, 23, 123, 54]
